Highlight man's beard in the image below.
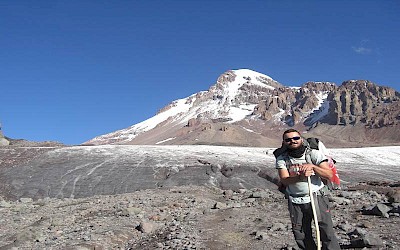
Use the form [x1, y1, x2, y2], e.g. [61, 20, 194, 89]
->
[287, 144, 306, 158]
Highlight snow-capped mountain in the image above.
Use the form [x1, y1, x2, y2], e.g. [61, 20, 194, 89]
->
[84, 69, 400, 147]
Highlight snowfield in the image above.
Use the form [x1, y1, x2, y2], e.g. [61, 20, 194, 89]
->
[0, 145, 399, 200]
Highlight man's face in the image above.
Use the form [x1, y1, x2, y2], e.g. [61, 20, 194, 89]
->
[283, 132, 303, 149]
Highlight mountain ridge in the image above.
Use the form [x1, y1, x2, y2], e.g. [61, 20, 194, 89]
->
[84, 69, 400, 147]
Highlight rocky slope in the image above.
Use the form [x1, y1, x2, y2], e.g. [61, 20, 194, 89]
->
[1, 183, 399, 249]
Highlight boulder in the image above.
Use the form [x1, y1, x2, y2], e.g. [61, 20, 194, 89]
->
[387, 189, 400, 203]
[362, 203, 391, 218]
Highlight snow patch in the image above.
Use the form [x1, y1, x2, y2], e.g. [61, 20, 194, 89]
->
[227, 104, 257, 123]
[273, 109, 286, 123]
[240, 126, 260, 134]
[155, 137, 176, 145]
[306, 92, 330, 124]
[233, 69, 275, 89]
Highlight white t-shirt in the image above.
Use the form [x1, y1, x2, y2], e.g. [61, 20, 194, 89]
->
[276, 149, 326, 197]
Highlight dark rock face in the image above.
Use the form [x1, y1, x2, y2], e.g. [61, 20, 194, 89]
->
[253, 79, 400, 129]
[253, 88, 315, 127]
[321, 80, 400, 127]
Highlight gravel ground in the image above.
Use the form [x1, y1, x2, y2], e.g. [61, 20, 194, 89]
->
[1, 183, 399, 250]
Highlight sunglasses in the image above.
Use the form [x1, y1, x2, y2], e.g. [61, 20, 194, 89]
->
[284, 136, 301, 142]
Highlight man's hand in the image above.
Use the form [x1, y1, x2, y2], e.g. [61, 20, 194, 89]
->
[298, 163, 315, 177]
[303, 161, 334, 180]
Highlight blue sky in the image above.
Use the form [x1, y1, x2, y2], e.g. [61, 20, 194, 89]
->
[1, 1, 399, 145]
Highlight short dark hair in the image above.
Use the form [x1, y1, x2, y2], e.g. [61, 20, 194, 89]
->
[282, 129, 301, 139]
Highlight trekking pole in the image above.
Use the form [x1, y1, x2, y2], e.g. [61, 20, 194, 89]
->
[307, 176, 321, 250]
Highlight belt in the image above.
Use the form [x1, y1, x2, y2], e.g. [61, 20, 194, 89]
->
[290, 189, 324, 198]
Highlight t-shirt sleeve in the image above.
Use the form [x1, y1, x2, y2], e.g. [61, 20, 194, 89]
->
[310, 150, 328, 165]
[275, 155, 288, 169]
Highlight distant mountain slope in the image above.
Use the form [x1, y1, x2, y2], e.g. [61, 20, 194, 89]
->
[84, 69, 400, 147]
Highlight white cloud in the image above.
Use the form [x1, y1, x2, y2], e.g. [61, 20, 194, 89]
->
[352, 46, 372, 54]
[352, 39, 374, 55]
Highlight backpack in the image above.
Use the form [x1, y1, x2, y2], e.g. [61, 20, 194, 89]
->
[273, 137, 341, 190]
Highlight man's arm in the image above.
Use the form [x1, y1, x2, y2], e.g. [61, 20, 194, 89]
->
[302, 161, 333, 180]
[278, 167, 305, 186]
[279, 160, 333, 185]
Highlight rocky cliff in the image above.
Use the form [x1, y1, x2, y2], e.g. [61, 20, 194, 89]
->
[321, 80, 400, 127]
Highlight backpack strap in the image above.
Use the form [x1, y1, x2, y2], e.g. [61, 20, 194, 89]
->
[283, 152, 291, 168]
[304, 146, 314, 165]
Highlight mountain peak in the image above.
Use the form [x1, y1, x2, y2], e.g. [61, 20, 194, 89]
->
[84, 69, 400, 147]
[216, 69, 282, 89]
[84, 69, 284, 145]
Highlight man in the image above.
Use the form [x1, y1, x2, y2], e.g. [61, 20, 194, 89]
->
[275, 129, 340, 250]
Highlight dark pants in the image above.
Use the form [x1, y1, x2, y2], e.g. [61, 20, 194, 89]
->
[288, 194, 341, 250]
